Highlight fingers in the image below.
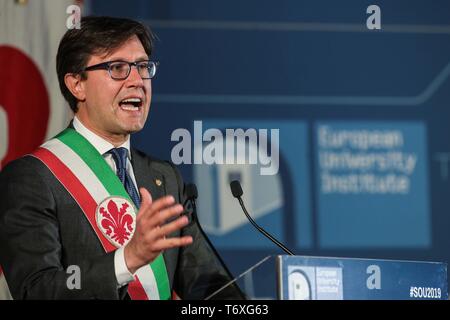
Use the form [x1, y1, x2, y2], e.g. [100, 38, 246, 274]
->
[124, 232, 193, 273]
[146, 203, 184, 229]
[154, 214, 190, 238]
[133, 192, 193, 254]
[139, 194, 177, 219]
[137, 191, 185, 229]
[139, 209, 192, 251]
[142, 212, 189, 245]
[139, 187, 152, 212]
[151, 235, 193, 252]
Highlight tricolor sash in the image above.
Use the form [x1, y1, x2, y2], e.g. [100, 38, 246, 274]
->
[31, 128, 170, 300]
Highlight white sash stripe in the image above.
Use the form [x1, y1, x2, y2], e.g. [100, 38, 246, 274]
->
[40, 138, 161, 300]
[136, 265, 160, 300]
[41, 139, 109, 204]
[0, 272, 12, 300]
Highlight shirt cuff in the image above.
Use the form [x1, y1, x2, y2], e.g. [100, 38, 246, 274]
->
[114, 247, 135, 287]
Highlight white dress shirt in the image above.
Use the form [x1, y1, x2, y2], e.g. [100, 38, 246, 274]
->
[73, 116, 136, 287]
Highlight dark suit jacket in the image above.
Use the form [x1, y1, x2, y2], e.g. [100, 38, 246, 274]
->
[0, 147, 244, 300]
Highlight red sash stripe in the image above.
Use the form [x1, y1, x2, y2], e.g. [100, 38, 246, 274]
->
[33, 148, 115, 252]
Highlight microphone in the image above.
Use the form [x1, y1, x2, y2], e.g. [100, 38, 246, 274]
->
[185, 183, 198, 202]
[183, 183, 198, 222]
[230, 180, 295, 256]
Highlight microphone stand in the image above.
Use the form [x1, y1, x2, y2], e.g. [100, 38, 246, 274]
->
[237, 197, 294, 256]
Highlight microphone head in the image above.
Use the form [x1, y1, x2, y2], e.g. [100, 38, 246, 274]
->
[185, 183, 198, 200]
[230, 180, 243, 198]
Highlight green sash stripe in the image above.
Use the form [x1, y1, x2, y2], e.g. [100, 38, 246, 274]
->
[153, 255, 171, 300]
[56, 129, 130, 202]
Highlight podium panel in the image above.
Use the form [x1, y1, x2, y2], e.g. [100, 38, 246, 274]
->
[277, 255, 448, 300]
[207, 255, 447, 300]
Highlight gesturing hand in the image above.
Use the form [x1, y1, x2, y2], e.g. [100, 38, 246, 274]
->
[124, 187, 193, 274]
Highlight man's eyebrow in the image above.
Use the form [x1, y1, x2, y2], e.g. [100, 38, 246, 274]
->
[108, 56, 149, 62]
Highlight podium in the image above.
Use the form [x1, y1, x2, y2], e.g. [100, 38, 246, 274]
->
[208, 255, 448, 300]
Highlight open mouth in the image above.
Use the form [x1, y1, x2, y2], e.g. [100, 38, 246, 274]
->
[119, 98, 143, 111]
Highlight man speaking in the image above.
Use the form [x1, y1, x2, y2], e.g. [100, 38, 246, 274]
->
[0, 16, 243, 300]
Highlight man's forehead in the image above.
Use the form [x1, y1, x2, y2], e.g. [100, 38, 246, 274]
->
[88, 36, 148, 63]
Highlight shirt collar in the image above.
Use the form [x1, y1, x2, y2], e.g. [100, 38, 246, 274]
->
[72, 116, 132, 159]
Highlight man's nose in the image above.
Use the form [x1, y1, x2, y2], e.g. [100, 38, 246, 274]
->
[125, 66, 145, 87]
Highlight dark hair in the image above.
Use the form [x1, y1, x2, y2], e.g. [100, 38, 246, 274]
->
[56, 16, 155, 113]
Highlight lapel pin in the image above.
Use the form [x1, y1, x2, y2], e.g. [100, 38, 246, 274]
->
[155, 179, 162, 187]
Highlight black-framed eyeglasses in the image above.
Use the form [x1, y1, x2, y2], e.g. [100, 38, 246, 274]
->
[82, 60, 159, 80]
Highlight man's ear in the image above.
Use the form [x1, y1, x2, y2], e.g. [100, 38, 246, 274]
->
[64, 73, 86, 102]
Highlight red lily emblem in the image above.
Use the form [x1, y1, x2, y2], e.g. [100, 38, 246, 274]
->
[99, 199, 135, 246]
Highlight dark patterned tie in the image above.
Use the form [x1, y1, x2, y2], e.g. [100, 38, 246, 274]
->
[107, 147, 141, 208]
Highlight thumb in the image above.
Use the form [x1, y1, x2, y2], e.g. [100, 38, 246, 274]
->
[139, 187, 153, 212]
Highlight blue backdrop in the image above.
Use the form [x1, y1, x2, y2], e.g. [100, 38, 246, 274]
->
[89, 0, 450, 298]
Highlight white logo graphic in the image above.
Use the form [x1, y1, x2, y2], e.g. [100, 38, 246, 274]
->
[289, 270, 312, 300]
[194, 139, 283, 235]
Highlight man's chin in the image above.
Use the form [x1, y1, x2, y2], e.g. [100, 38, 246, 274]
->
[122, 123, 145, 134]
[114, 116, 147, 135]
